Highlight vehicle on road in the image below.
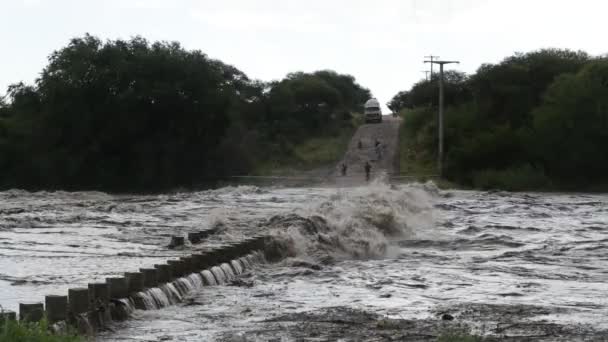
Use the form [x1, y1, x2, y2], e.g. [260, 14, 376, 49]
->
[364, 98, 382, 123]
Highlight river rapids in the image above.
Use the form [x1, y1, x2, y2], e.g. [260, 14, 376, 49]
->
[0, 181, 607, 341]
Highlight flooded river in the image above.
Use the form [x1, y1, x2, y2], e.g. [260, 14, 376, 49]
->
[1, 181, 607, 340]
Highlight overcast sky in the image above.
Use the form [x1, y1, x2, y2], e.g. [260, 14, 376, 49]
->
[1, 0, 607, 111]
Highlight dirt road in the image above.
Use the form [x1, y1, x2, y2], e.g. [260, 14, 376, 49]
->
[333, 115, 401, 184]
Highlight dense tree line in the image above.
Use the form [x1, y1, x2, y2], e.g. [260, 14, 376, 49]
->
[0, 35, 370, 191]
[390, 49, 608, 190]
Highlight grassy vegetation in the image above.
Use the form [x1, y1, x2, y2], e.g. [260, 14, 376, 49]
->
[397, 109, 461, 189]
[438, 331, 483, 342]
[255, 121, 357, 176]
[0, 319, 83, 342]
[399, 109, 436, 176]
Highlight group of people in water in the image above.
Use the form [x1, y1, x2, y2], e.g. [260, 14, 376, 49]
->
[340, 138, 384, 181]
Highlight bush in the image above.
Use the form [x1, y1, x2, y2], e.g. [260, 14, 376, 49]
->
[532, 59, 608, 184]
[401, 107, 434, 135]
[0, 319, 83, 342]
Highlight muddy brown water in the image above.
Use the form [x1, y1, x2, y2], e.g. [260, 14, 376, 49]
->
[1, 182, 607, 341]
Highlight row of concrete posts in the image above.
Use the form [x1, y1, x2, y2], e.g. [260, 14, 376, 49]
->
[0, 233, 267, 333]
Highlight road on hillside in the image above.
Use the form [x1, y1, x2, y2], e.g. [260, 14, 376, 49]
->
[332, 115, 401, 185]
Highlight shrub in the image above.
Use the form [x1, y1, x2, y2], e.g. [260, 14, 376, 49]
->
[0, 319, 83, 342]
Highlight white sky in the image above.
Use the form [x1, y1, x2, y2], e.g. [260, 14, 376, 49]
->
[1, 0, 607, 111]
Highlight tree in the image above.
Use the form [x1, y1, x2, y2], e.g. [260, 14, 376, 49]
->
[532, 59, 608, 183]
[388, 71, 470, 112]
[0, 34, 372, 191]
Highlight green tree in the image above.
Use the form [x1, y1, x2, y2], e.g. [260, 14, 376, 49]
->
[388, 71, 470, 112]
[0, 34, 372, 191]
[532, 59, 608, 184]
[392, 48, 597, 189]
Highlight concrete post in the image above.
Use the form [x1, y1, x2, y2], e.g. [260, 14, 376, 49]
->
[19, 302, 44, 322]
[180, 256, 195, 274]
[187, 232, 201, 244]
[88, 283, 110, 309]
[169, 236, 185, 248]
[125, 272, 145, 294]
[107, 277, 129, 299]
[45, 295, 68, 323]
[140, 268, 159, 288]
[198, 229, 211, 239]
[225, 243, 243, 261]
[154, 264, 172, 283]
[208, 247, 225, 265]
[192, 253, 210, 270]
[68, 288, 90, 316]
[209, 245, 225, 264]
[239, 238, 253, 251]
[167, 260, 184, 277]
[253, 235, 267, 251]
[88, 283, 108, 304]
[246, 237, 259, 250]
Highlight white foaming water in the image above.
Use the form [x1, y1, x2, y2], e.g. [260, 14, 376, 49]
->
[186, 273, 204, 290]
[15, 184, 603, 341]
[134, 291, 158, 310]
[161, 283, 182, 303]
[267, 180, 436, 261]
[220, 263, 236, 280]
[245, 254, 258, 266]
[148, 288, 172, 308]
[117, 298, 136, 315]
[211, 266, 226, 284]
[173, 274, 204, 296]
[75, 313, 94, 335]
[200, 270, 217, 285]
[252, 251, 266, 264]
[173, 278, 191, 296]
[239, 257, 251, 269]
[230, 260, 243, 275]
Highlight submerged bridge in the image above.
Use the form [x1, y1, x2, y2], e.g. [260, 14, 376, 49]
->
[0, 232, 269, 334]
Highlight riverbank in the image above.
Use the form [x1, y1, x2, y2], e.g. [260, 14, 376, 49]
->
[398, 112, 608, 193]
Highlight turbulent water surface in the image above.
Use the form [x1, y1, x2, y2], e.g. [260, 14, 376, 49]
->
[1, 182, 607, 341]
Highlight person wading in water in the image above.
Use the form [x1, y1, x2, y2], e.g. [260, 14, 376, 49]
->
[341, 163, 347, 176]
[364, 162, 371, 181]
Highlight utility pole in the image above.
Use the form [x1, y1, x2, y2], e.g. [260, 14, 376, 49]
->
[421, 70, 430, 81]
[424, 55, 439, 78]
[424, 59, 460, 177]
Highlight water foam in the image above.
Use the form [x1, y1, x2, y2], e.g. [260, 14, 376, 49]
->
[201, 270, 217, 285]
[220, 263, 236, 280]
[231, 260, 243, 275]
[211, 266, 226, 284]
[266, 180, 436, 262]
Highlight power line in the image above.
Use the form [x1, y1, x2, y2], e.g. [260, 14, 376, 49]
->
[424, 59, 460, 177]
[424, 55, 439, 78]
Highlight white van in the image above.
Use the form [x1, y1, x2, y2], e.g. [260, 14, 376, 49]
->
[364, 98, 382, 123]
